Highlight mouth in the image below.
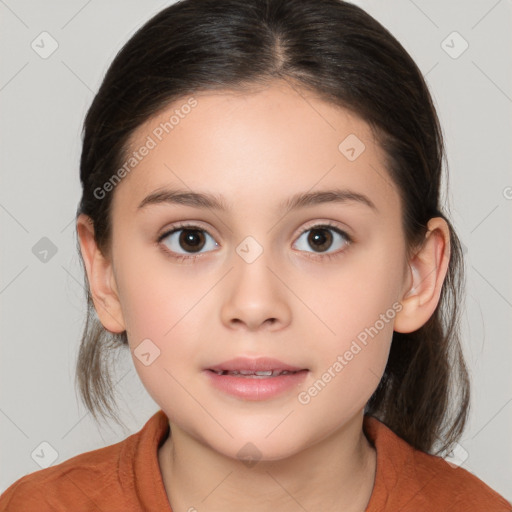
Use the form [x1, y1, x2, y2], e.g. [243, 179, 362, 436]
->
[204, 357, 309, 400]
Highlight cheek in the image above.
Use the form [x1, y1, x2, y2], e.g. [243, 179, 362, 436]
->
[305, 239, 405, 348]
[294, 240, 404, 409]
[113, 252, 207, 397]
[296, 285, 397, 429]
[121, 281, 203, 417]
[115, 246, 202, 340]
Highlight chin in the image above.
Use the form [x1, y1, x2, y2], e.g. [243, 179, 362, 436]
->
[207, 430, 310, 465]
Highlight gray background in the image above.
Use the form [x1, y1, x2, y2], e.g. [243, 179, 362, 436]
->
[1, 0, 511, 501]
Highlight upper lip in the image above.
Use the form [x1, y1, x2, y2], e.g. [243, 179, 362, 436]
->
[206, 357, 306, 373]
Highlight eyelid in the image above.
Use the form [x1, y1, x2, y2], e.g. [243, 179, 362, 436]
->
[157, 220, 217, 241]
[294, 219, 353, 242]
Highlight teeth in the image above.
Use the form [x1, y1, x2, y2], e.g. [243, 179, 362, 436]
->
[211, 369, 297, 377]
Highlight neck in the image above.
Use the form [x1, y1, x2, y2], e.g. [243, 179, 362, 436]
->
[158, 412, 377, 512]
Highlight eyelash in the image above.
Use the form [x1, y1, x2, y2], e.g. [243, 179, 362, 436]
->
[156, 221, 353, 263]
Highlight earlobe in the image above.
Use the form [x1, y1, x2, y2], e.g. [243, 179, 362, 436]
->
[394, 217, 451, 334]
[76, 214, 126, 334]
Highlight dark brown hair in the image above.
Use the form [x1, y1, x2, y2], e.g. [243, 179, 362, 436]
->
[75, 0, 470, 455]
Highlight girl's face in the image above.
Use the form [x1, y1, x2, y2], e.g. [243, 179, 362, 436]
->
[107, 80, 410, 460]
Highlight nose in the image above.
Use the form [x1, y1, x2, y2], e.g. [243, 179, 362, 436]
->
[219, 248, 292, 332]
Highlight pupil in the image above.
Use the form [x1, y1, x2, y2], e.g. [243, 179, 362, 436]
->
[309, 228, 332, 252]
[180, 229, 205, 252]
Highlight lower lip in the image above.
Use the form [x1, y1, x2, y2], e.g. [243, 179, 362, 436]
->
[204, 370, 309, 400]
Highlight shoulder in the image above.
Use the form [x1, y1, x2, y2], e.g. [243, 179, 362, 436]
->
[0, 440, 129, 512]
[410, 445, 511, 509]
[0, 409, 170, 511]
[364, 415, 512, 511]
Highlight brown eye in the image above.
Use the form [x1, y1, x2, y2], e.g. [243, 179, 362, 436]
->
[159, 225, 218, 256]
[179, 229, 206, 253]
[293, 224, 351, 255]
[307, 228, 333, 252]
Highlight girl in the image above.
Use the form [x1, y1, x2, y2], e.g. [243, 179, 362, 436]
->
[1, 0, 510, 510]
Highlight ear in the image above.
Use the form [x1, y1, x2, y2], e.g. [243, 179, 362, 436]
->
[76, 214, 125, 333]
[394, 217, 451, 333]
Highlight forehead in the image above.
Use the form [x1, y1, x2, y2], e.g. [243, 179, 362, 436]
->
[111, 82, 398, 218]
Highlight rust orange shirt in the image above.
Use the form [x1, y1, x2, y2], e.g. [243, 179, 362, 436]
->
[1, 410, 510, 511]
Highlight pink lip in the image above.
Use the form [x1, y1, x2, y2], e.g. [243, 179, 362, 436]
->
[204, 357, 309, 401]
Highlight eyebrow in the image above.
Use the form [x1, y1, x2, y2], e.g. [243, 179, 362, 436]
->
[137, 187, 378, 213]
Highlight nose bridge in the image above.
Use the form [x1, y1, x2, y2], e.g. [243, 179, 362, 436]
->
[220, 234, 291, 330]
[233, 233, 280, 301]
